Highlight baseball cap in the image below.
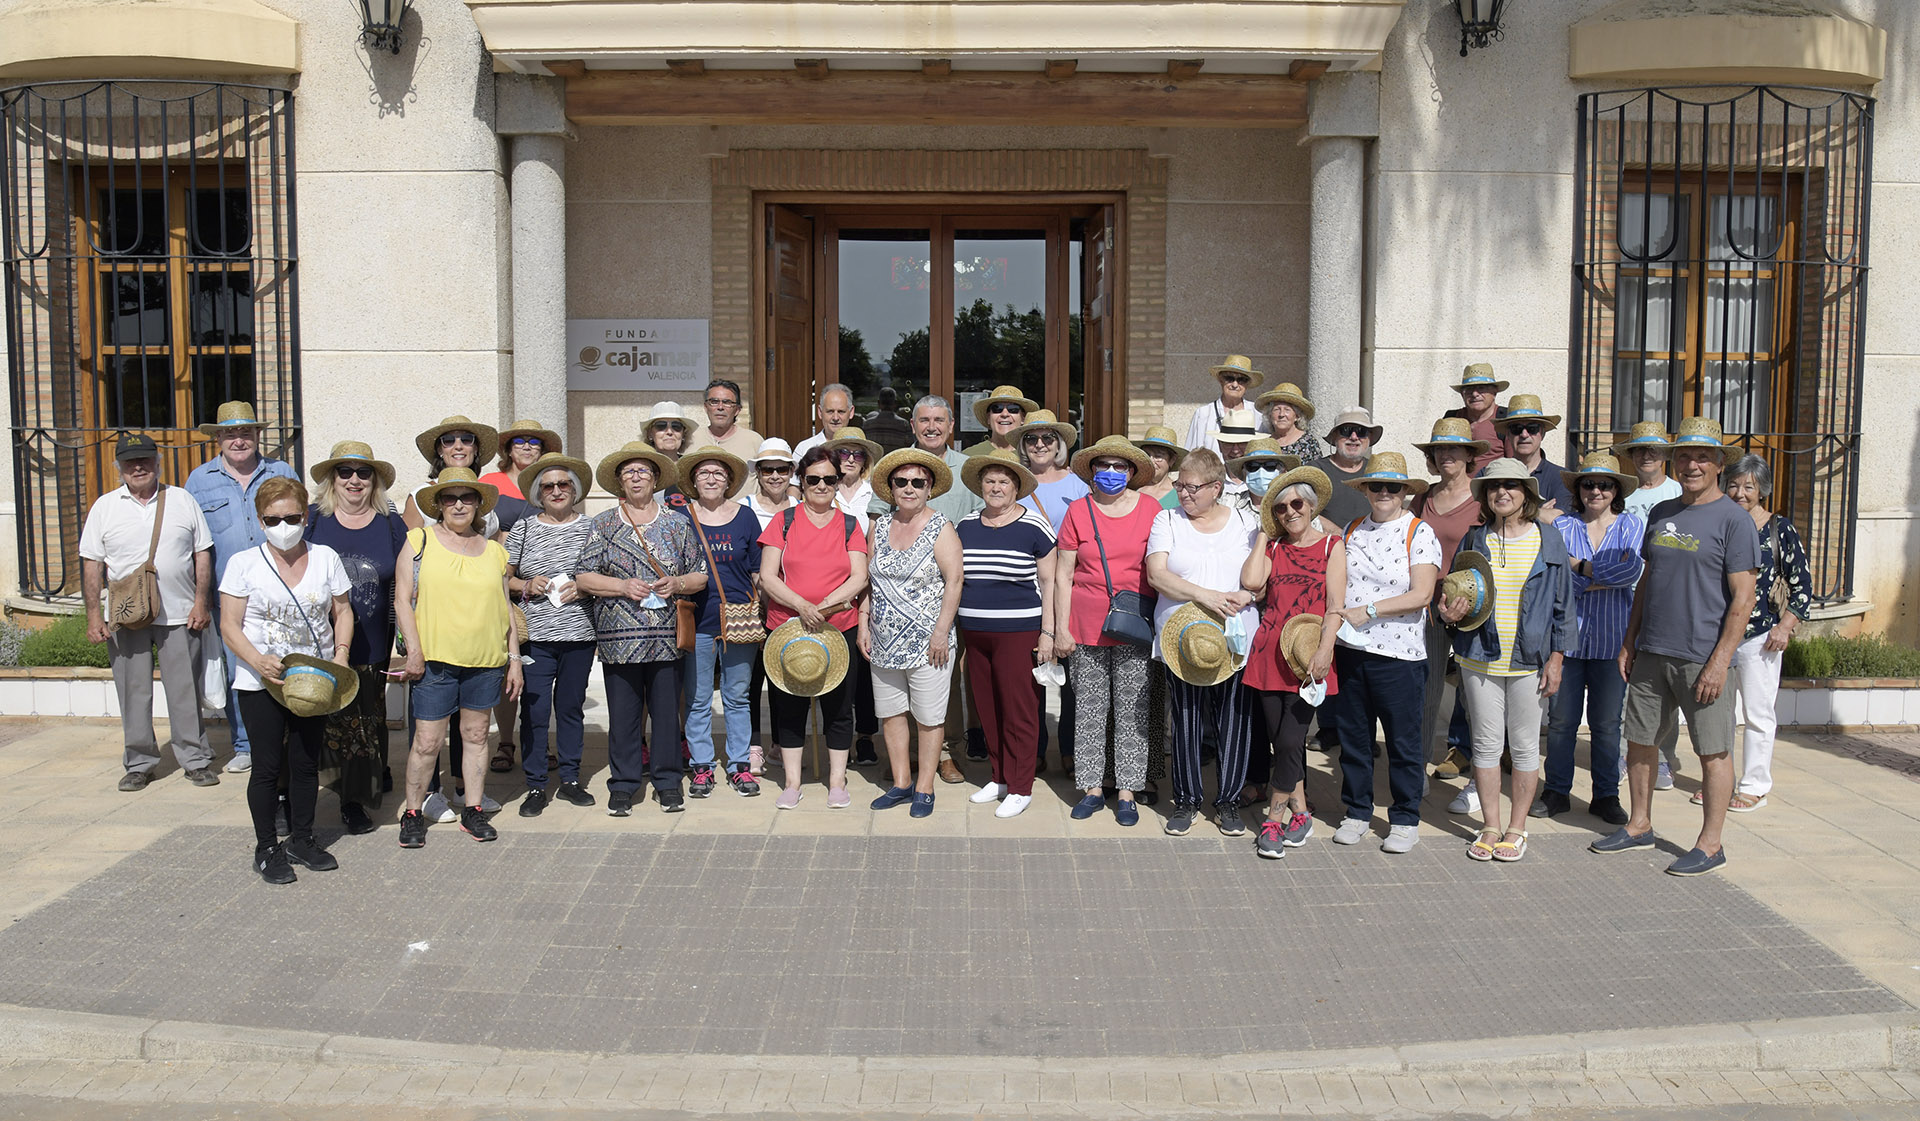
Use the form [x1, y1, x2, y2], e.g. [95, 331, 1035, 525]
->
[115, 433, 159, 462]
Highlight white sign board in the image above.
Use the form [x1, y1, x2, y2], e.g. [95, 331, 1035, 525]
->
[957, 391, 986, 433]
[567, 319, 709, 391]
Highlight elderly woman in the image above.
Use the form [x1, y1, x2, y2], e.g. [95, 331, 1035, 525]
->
[1537, 453, 1643, 825]
[1054, 436, 1162, 827]
[745, 438, 798, 775]
[680, 445, 763, 798]
[1146, 448, 1261, 838]
[824, 427, 884, 763]
[1438, 458, 1575, 863]
[861, 448, 963, 817]
[481, 419, 560, 501]
[1016, 409, 1087, 774]
[759, 445, 871, 808]
[1240, 467, 1343, 857]
[1411, 417, 1489, 782]
[1718, 453, 1811, 813]
[505, 451, 599, 816]
[221, 477, 353, 883]
[305, 441, 408, 836]
[1226, 438, 1300, 512]
[956, 449, 1057, 818]
[1255, 382, 1325, 463]
[1136, 426, 1185, 510]
[1328, 453, 1443, 854]
[644, 401, 690, 460]
[575, 442, 706, 816]
[393, 467, 522, 847]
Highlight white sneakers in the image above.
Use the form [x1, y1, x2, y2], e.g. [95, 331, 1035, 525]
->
[1448, 786, 1480, 815]
[1332, 817, 1371, 845]
[421, 791, 457, 824]
[1382, 823, 1420, 853]
[994, 794, 1032, 818]
[225, 753, 252, 774]
[969, 782, 1007, 804]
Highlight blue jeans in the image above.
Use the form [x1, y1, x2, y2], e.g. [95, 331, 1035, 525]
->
[520, 640, 595, 789]
[684, 633, 755, 772]
[1333, 648, 1428, 827]
[1545, 655, 1626, 800]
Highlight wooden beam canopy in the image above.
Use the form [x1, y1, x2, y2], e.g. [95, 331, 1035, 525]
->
[1166, 59, 1204, 80]
[921, 58, 951, 77]
[1288, 59, 1330, 80]
[794, 58, 830, 79]
[666, 58, 705, 75]
[545, 59, 586, 78]
[1043, 58, 1078, 80]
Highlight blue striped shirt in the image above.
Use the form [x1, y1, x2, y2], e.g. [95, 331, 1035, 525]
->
[1553, 512, 1646, 660]
[955, 509, 1056, 631]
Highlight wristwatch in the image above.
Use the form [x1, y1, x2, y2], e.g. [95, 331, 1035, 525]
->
[1365, 602, 1378, 620]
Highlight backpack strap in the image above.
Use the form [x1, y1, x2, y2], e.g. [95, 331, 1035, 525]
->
[781, 504, 857, 545]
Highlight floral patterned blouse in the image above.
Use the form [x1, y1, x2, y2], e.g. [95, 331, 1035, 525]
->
[1749, 513, 1812, 639]
[577, 505, 705, 664]
[866, 511, 951, 670]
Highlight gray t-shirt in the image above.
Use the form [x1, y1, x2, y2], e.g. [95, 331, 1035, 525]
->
[1309, 456, 1371, 530]
[1635, 494, 1760, 664]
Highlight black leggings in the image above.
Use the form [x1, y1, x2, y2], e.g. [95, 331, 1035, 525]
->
[769, 628, 858, 752]
[1255, 689, 1318, 793]
[238, 689, 326, 849]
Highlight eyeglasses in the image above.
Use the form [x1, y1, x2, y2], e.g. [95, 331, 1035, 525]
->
[802, 473, 839, 487]
[757, 463, 792, 474]
[889, 475, 930, 491]
[1485, 480, 1527, 493]
[334, 465, 374, 480]
[439, 492, 480, 506]
[987, 403, 1024, 416]
[704, 396, 738, 407]
[539, 480, 574, 492]
[508, 436, 543, 448]
[618, 465, 655, 479]
[1090, 459, 1132, 473]
[1507, 423, 1545, 437]
[1579, 479, 1617, 492]
[1021, 433, 1058, 446]
[260, 513, 304, 527]
[1174, 481, 1220, 495]
[1220, 374, 1251, 386]
[692, 467, 731, 480]
[1276, 498, 1313, 514]
[1365, 482, 1405, 495]
[1333, 426, 1370, 440]
[437, 433, 476, 447]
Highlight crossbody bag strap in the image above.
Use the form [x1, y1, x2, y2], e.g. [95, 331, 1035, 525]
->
[1083, 496, 1118, 599]
[689, 515, 726, 612]
[260, 543, 326, 655]
[144, 486, 168, 568]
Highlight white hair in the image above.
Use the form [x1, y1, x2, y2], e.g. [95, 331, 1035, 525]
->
[1274, 481, 1319, 508]
[534, 466, 586, 502]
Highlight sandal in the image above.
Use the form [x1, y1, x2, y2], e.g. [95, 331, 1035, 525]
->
[490, 744, 514, 773]
[1237, 785, 1268, 809]
[1492, 830, 1529, 863]
[1689, 790, 1704, 806]
[1467, 828, 1500, 862]
[1729, 792, 1767, 812]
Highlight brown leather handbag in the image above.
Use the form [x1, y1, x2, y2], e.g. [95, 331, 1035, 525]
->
[632, 526, 696, 653]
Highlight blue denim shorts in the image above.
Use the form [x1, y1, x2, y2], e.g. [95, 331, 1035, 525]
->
[412, 661, 507, 722]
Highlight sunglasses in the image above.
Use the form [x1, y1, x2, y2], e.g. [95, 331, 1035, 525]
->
[1333, 426, 1370, 440]
[1507, 423, 1545, 437]
[513, 436, 547, 448]
[835, 449, 867, 460]
[1022, 433, 1058, 445]
[1276, 497, 1313, 514]
[437, 433, 476, 447]
[538, 480, 574, 492]
[987, 403, 1024, 416]
[439, 492, 480, 506]
[1220, 374, 1251, 386]
[1365, 482, 1405, 495]
[802, 473, 839, 487]
[334, 465, 374, 480]
[1090, 460, 1132, 473]
[758, 463, 792, 474]
[1485, 480, 1528, 493]
[890, 475, 931, 491]
[260, 513, 304, 527]
[1580, 479, 1617, 491]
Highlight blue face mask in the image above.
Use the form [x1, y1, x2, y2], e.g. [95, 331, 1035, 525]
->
[1091, 468, 1129, 495]
[1245, 466, 1280, 496]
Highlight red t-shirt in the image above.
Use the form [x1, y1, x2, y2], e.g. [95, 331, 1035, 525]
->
[1055, 495, 1160, 647]
[1244, 534, 1341, 695]
[757, 507, 870, 632]
[1412, 490, 1484, 572]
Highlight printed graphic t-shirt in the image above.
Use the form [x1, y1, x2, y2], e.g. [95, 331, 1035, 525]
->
[1635, 494, 1760, 665]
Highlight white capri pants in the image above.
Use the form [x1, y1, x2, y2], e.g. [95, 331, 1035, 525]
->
[872, 661, 953, 727]
[1732, 632, 1781, 796]
[1461, 668, 1545, 773]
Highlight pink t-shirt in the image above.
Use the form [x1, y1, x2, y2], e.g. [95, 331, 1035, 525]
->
[757, 507, 870, 632]
[1056, 495, 1160, 647]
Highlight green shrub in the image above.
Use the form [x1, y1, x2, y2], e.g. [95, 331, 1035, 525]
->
[19, 614, 109, 669]
[0, 618, 27, 667]
[1783, 633, 1920, 679]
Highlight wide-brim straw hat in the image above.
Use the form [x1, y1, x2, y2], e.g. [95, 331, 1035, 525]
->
[1161, 602, 1240, 687]
[518, 452, 594, 501]
[1468, 457, 1540, 503]
[1069, 435, 1152, 488]
[872, 447, 954, 506]
[1443, 550, 1496, 631]
[265, 654, 361, 718]
[1261, 466, 1334, 538]
[417, 467, 500, 520]
[1670, 416, 1740, 463]
[961, 447, 1037, 501]
[1208, 354, 1265, 389]
[499, 419, 563, 456]
[1450, 362, 1510, 394]
[198, 400, 266, 438]
[763, 618, 850, 697]
[1411, 416, 1491, 458]
[415, 415, 500, 467]
[1323, 406, 1384, 444]
[1279, 613, 1325, 682]
[1610, 421, 1673, 457]
[310, 440, 396, 489]
[822, 426, 884, 466]
[1255, 381, 1314, 421]
[1495, 394, 1562, 433]
[1013, 409, 1078, 452]
[1345, 451, 1430, 496]
[1226, 437, 1301, 474]
[972, 384, 1041, 427]
[678, 444, 751, 493]
[1560, 452, 1638, 499]
[596, 441, 679, 496]
[1134, 425, 1188, 471]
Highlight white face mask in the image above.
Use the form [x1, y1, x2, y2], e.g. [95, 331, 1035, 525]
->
[1336, 620, 1372, 647]
[264, 521, 304, 550]
[1298, 677, 1328, 707]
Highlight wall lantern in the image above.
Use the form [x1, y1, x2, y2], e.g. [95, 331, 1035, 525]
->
[1456, 0, 1509, 56]
[360, 0, 415, 54]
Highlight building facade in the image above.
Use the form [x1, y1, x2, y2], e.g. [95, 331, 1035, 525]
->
[2, 0, 1915, 638]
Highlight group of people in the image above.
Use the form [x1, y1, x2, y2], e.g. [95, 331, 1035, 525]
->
[77, 360, 1810, 884]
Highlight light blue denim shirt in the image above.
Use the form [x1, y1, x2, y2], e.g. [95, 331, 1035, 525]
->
[184, 454, 299, 579]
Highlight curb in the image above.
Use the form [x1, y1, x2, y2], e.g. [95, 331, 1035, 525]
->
[0, 1003, 1913, 1076]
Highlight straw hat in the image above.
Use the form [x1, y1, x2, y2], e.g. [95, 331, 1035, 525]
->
[1322, 405, 1383, 444]
[1610, 421, 1673, 457]
[415, 415, 500, 466]
[751, 437, 796, 466]
[1134, 426, 1188, 471]
[1495, 394, 1561, 433]
[1226, 437, 1301, 474]
[1208, 408, 1262, 445]
[416, 467, 500, 520]
[517, 452, 594, 502]
[596, 440, 679, 496]
[972, 384, 1040, 427]
[822, 426, 883, 466]
[762, 619, 850, 697]
[1560, 452, 1638, 500]
[1411, 417, 1491, 458]
[198, 400, 266, 438]
[678, 444, 750, 493]
[1441, 550, 1495, 631]
[1069, 435, 1151, 488]
[1255, 381, 1315, 421]
[1260, 466, 1334, 538]
[1279, 614, 1325, 681]
[309, 440, 396, 489]
[1468, 457, 1540, 502]
[1345, 451, 1430, 496]
[498, 419, 563, 457]
[1160, 603, 1241, 687]
[1013, 409, 1078, 452]
[1451, 362, 1510, 394]
[961, 447, 1037, 501]
[871, 447, 954, 506]
[1208, 354, 1265, 389]
[645, 401, 689, 432]
[1670, 416, 1739, 463]
[265, 654, 360, 718]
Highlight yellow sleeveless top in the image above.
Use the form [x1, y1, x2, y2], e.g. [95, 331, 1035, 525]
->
[411, 527, 511, 668]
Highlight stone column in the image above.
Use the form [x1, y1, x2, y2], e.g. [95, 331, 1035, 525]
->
[496, 75, 575, 427]
[1303, 73, 1380, 413]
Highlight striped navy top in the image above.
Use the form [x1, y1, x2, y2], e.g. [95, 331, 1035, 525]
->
[955, 508, 1057, 632]
[1553, 511, 1646, 661]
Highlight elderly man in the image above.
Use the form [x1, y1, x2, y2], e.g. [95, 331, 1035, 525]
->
[963, 384, 1038, 457]
[185, 401, 298, 773]
[81, 434, 222, 792]
[1184, 355, 1270, 456]
[1592, 417, 1758, 877]
[1444, 364, 1508, 473]
[1490, 394, 1572, 520]
[1307, 406, 1380, 530]
[697, 378, 762, 497]
[1615, 421, 1683, 520]
[792, 382, 855, 461]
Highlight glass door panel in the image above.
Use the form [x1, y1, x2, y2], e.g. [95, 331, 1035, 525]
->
[834, 228, 931, 420]
[951, 229, 1047, 442]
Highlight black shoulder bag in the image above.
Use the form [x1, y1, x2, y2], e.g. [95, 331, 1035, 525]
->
[1084, 496, 1156, 649]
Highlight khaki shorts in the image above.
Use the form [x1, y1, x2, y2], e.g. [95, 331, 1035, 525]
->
[1623, 651, 1736, 758]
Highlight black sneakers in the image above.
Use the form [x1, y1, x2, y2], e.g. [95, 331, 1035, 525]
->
[519, 788, 549, 818]
[255, 844, 295, 884]
[284, 836, 339, 871]
[659, 788, 686, 814]
[729, 769, 760, 796]
[556, 781, 595, 807]
[1164, 808, 1199, 836]
[117, 771, 150, 792]
[1216, 807, 1248, 837]
[398, 809, 428, 848]
[459, 804, 498, 841]
[689, 765, 716, 798]
[853, 737, 879, 767]
[341, 802, 376, 835]
[607, 791, 634, 817]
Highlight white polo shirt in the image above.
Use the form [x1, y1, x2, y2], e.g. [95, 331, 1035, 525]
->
[78, 483, 214, 626]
